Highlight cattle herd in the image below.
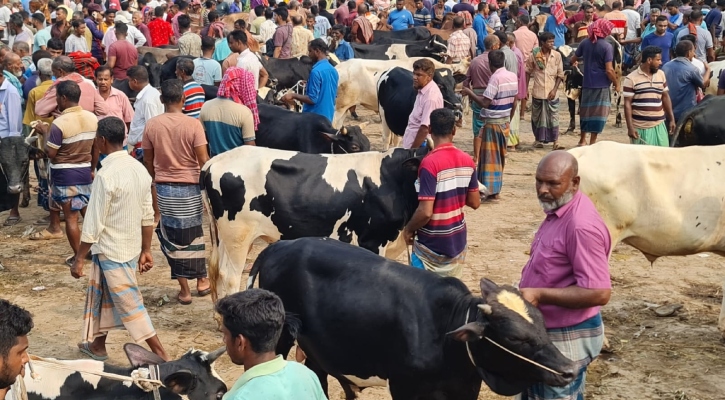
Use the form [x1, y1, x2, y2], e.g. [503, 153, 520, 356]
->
[2, 13, 725, 400]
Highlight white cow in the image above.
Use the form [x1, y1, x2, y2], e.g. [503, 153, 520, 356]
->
[332, 58, 470, 128]
[705, 59, 725, 96]
[569, 141, 725, 337]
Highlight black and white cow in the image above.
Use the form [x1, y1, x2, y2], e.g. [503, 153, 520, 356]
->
[0, 136, 41, 214]
[200, 145, 431, 299]
[351, 36, 448, 61]
[371, 26, 432, 44]
[259, 55, 315, 91]
[249, 237, 577, 400]
[557, 44, 581, 134]
[377, 66, 465, 149]
[8, 344, 227, 400]
[257, 104, 371, 154]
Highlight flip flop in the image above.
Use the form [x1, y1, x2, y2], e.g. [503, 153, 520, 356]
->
[29, 229, 64, 240]
[65, 255, 75, 268]
[178, 294, 192, 305]
[34, 216, 50, 226]
[78, 342, 108, 361]
[197, 288, 211, 297]
[552, 144, 566, 150]
[3, 216, 21, 226]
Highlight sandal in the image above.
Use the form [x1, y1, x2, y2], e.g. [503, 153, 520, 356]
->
[533, 142, 544, 149]
[65, 255, 75, 268]
[3, 216, 21, 226]
[197, 288, 211, 297]
[29, 229, 64, 240]
[78, 342, 108, 361]
[552, 143, 566, 150]
[178, 293, 192, 305]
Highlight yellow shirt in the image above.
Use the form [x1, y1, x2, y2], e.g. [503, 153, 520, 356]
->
[23, 79, 54, 126]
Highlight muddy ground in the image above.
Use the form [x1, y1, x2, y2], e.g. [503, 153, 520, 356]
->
[1, 95, 724, 400]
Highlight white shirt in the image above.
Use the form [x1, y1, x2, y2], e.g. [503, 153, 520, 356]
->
[622, 8, 640, 40]
[0, 6, 10, 41]
[445, 0, 457, 8]
[102, 25, 147, 55]
[8, 26, 33, 49]
[256, 19, 277, 53]
[236, 48, 262, 90]
[128, 84, 163, 146]
[65, 33, 88, 53]
[147, 0, 160, 8]
[80, 150, 154, 263]
[691, 57, 706, 77]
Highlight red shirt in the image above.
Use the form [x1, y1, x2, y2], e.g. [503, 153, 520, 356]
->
[147, 18, 173, 47]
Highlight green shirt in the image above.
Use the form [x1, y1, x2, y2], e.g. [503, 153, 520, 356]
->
[223, 356, 327, 400]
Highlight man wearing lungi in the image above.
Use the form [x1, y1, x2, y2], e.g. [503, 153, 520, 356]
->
[462, 49, 517, 202]
[143, 79, 211, 306]
[462, 34, 499, 164]
[402, 108, 480, 278]
[570, 19, 620, 146]
[526, 31, 566, 150]
[518, 151, 612, 400]
[70, 117, 170, 362]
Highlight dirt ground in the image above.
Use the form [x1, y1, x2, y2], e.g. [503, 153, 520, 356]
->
[1, 95, 725, 400]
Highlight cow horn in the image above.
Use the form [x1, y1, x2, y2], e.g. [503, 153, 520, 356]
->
[25, 135, 38, 146]
[205, 347, 226, 364]
[357, 122, 369, 130]
[341, 127, 348, 135]
[478, 304, 493, 315]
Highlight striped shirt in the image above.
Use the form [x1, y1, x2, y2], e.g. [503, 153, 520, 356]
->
[182, 80, 205, 119]
[416, 143, 478, 258]
[46, 106, 98, 187]
[480, 67, 518, 120]
[622, 68, 668, 129]
[447, 30, 471, 62]
[80, 150, 155, 263]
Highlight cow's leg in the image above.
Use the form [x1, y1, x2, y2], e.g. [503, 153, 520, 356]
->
[20, 170, 30, 208]
[380, 107, 392, 150]
[566, 98, 576, 134]
[719, 279, 725, 338]
[303, 353, 333, 397]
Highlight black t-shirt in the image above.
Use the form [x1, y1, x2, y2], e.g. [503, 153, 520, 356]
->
[321, 9, 335, 26]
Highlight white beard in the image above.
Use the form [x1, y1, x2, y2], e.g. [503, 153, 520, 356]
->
[539, 190, 575, 212]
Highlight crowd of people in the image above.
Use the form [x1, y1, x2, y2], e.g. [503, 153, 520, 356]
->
[2, 0, 721, 397]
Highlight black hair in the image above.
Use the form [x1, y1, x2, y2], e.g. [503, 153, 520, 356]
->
[121, 1, 129, 10]
[71, 18, 85, 28]
[94, 64, 112, 78]
[56, 80, 81, 103]
[47, 37, 63, 51]
[201, 35, 216, 50]
[493, 30, 507, 45]
[518, 14, 530, 24]
[675, 39, 694, 57]
[215, 289, 285, 353]
[264, 7, 274, 19]
[319, 0, 327, 8]
[309, 37, 328, 53]
[0, 300, 32, 360]
[641, 45, 662, 63]
[538, 31, 554, 44]
[690, 9, 703, 20]
[96, 116, 126, 145]
[178, 13, 191, 28]
[235, 18, 246, 28]
[655, 15, 668, 22]
[489, 49, 505, 69]
[208, 10, 219, 21]
[228, 29, 248, 44]
[430, 108, 456, 137]
[177, 0, 188, 11]
[176, 57, 195, 76]
[154, 5, 164, 17]
[311, 4, 319, 14]
[31, 12, 45, 23]
[160, 78, 184, 103]
[274, 7, 288, 20]
[32, 50, 51, 68]
[254, 4, 265, 16]
[127, 65, 149, 82]
[115, 21, 128, 34]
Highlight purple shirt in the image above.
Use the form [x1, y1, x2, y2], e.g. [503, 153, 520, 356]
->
[519, 191, 612, 329]
[172, 13, 182, 40]
[574, 38, 614, 89]
[137, 23, 153, 49]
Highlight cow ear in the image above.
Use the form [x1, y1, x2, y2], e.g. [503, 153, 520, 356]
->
[124, 343, 167, 368]
[479, 278, 500, 297]
[163, 370, 196, 394]
[454, 73, 467, 84]
[320, 132, 341, 142]
[447, 322, 486, 342]
[402, 157, 422, 173]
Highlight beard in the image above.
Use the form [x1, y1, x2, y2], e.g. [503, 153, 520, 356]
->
[649, 65, 659, 74]
[539, 189, 575, 212]
[11, 69, 22, 78]
[0, 360, 19, 390]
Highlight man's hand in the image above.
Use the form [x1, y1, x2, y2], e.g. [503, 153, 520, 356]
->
[402, 228, 415, 246]
[627, 127, 639, 140]
[519, 288, 540, 307]
[668, 119, 676, 135]
[704, 78, 711, 88]
[280, 92, 295, 104]
[34, 121, 50, 135]
[138, 250, 154, 274]
[71, 257, 85, 279]
[547, 89, 557, 101]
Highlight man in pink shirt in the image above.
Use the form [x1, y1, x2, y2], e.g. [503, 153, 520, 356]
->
[403, 58, 444, 149]
[518, 151, 612, 400]
[35, 56, 109, 118]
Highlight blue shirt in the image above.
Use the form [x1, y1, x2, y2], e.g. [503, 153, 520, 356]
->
[473, 14, 487, 53]
[661, 57, 704, 122]
[388, 9, 414, 31]
[641, 32, 673, 64]
[334, 39, 354, 61]
[230, 2, 241, 13]
[303, 59, 339, 122]
[544, 14, 567, 48]
[213, 37, 232, 62]
[33, 26, 51, 53]
[705, 7, 722, 37]
[413, 7, 431, 26]
[0, 79, 23, 139]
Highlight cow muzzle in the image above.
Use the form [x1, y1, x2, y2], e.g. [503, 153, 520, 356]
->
[7, 184, 22, 194]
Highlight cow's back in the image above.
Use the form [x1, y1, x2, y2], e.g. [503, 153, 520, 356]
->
[569, 141, 725, 257]
[378, 67, 417, 136]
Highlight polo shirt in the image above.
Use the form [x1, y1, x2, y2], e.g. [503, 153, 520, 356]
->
[574, 38, 614, 88]
[302, 59, 338, 122]
[661, 57, 703, 122]
[388, 8, 414, 30]
[416, 143, 478, 258]
[402, 79, 443, 148]
[641, 32, 673, 64]
[622, 68, 668, 129]
[519, 191, 612, 329]
[182, 80, 205, 119]
[334, 39, 354, 61]
[481, 67, 518, 119]
[223, 356, 326, 400]
[46, 106, 98, 187]
[413, 6, 432, 26]
[200, 97, 256, 157]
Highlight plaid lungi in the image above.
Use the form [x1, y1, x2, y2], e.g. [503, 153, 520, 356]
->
[477, 118, 509, 196]
[508, 101, 521, 147]
[522, 313, 604, 400]
[532, 98, 561, 143]
[410, 240, 466, 279]
[82, 254, 156, 343]
[50, 183, 92, 212]
[579, 87, 610, 134]
[33, 159, 50, 211]
[156, 183, 207, 280]
[471, 88, 486, 138]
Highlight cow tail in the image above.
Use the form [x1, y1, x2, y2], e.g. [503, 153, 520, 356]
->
[245, 253, 263, 290]
[276, 312, 302, 357]
[201, 187, 221, 303]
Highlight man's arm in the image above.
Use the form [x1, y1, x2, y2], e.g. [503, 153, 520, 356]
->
[107, 55, 117, 69]
[35, 84, 58, 117]
[259, 66, 269, 89]
[403, 200, 434, 244]
[605, 61, 620, 92]
[462, 87, 492, 108]
[662, 90, 676, 134]
[521, 286, 611, 308]
[411, 125, 430, 148]
[70, 176, 110, 278]
[194, 144, 210, 168]
[623, 95, 637, 139]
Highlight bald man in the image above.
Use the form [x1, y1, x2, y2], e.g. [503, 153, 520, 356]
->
[517, 151, 612, 400]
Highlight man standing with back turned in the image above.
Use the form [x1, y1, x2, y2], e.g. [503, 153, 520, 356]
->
[281, 39, 338, 122]
[519, 150, 611, 400]
[403, 108, 480, 278]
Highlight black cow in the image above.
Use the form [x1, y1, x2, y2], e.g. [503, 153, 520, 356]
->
[351, 35, 448, 61]
[200, 145, 431, 299]
[671, 95, 725, 147]
[0, 136, 40, 214]
[140, 52, 162, 88]
[371, 26, 432, 44]
[160, 56, 219, 100]
[377, 66, 465, 149]
[249, 237, 577, 400]
[257, 104, 370, 153]
[259, 55, 315, 91]
[557, 44, 581, 134]
[11, 344, 227, 400]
